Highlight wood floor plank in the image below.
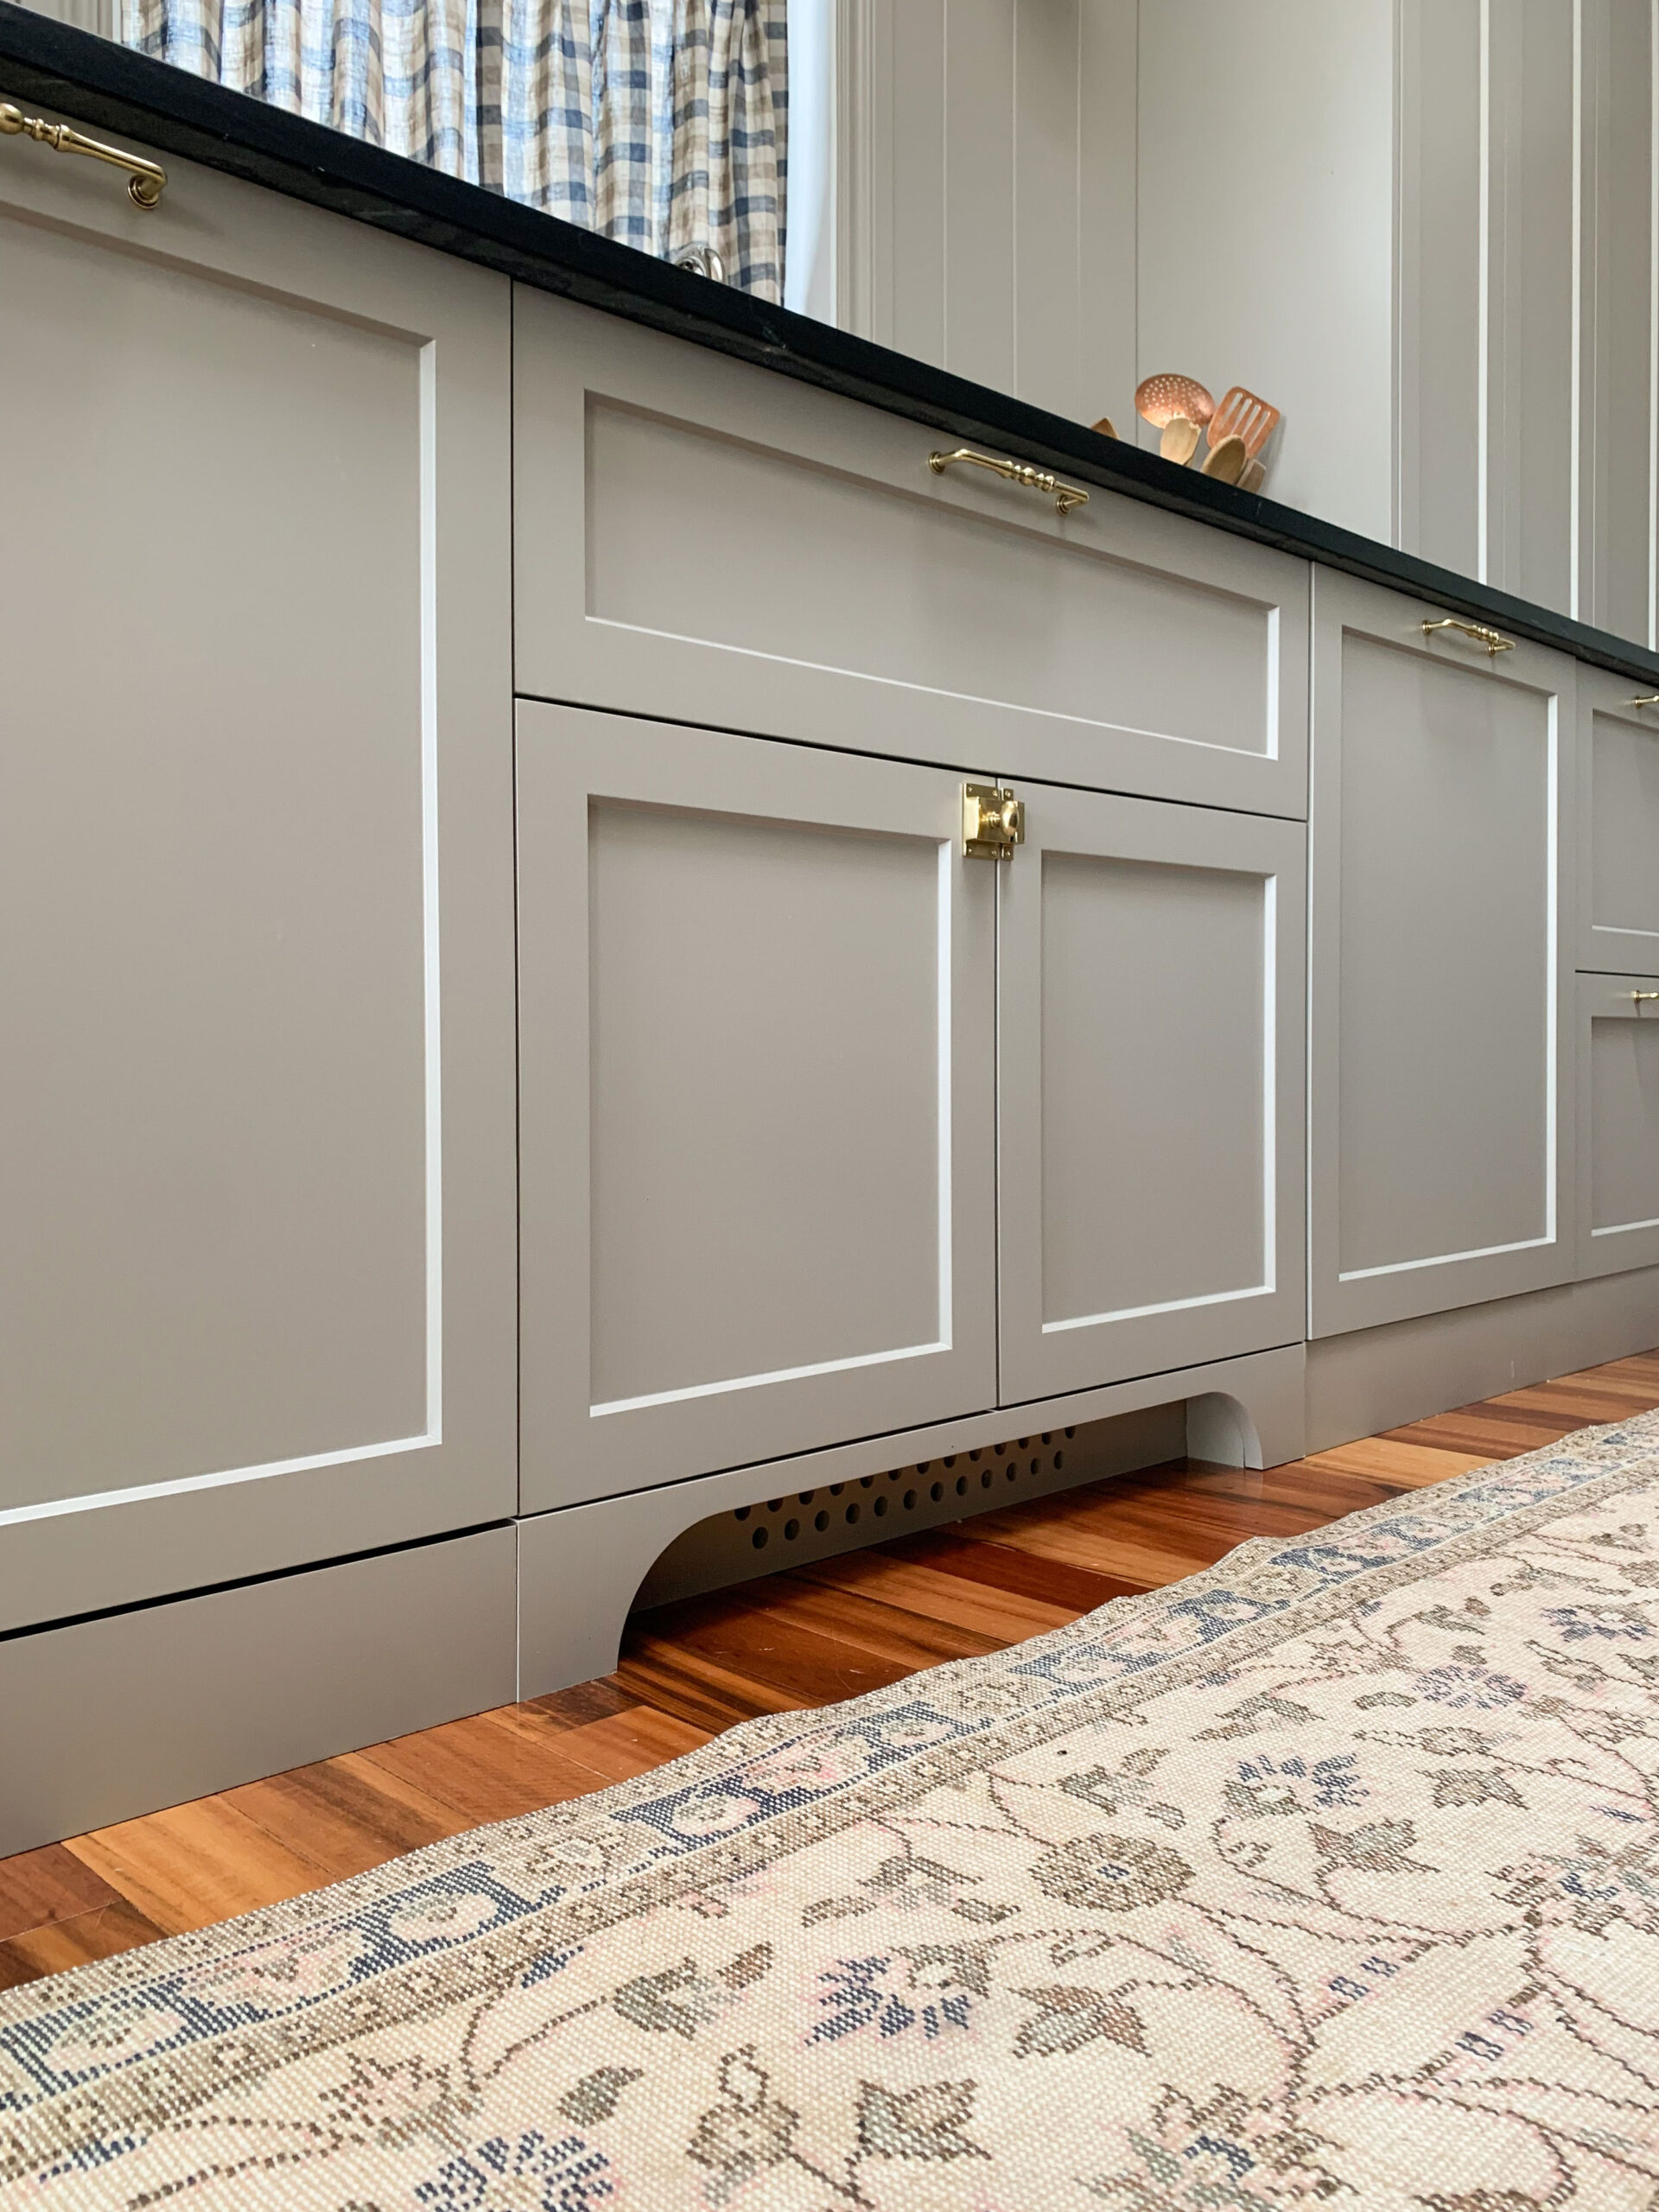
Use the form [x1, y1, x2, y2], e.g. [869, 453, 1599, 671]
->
[221, 1757, 470, 1882]
[627, 1593, 913, 1708]
[547, 1707, 712, 1785]
[608, 1643, 806, 1737]
[0, 1899, 167, 1991]
[0, 1841, 120, 1947]
[748, 1579, 1007, 1669]
[881, 1529, 1148, 1613]
[1297, 1438, 1490, 1488]
[789, 1549, 1080, 1640]
[530, 1681, 639, 1732]
[355, 1709, 622, 1825]
[66, 1800, 334, 1936]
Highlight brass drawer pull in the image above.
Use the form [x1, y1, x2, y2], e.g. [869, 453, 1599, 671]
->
[929, 447, 1090, 517]
[1421, 615, 1515, 657]
[1632, 990, 1659, 1007]
[0, 101, 166, 208]
[1629, 694, 1659, 709]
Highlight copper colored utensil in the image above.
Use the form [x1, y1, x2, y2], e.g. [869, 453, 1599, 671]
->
[1135, 372, 1216, 430]
[1207, 385, 1280, 459]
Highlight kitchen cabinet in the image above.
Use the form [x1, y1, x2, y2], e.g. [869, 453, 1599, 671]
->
[517, 703, 1310, 1506]
[516, 704, 999, 1509]
[0, 116, 517, 1635]
[1576, 974, 1659, 1279]
[997, 786, 1306, 1400]
[512, 296, 1311, 820]
[1309, 571, 1577, 1336]
[1577, 668, 1659, 975]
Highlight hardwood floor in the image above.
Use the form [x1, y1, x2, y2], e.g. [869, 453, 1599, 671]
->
[3, 1350, 1656, 1992]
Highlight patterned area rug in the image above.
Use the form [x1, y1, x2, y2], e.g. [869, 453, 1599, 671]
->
[6, 1414, 1659, 2210]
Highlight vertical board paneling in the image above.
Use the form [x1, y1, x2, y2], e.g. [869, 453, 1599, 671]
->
[944, 0, 1017, 391]
[1487, 0, 1577, 612]
[1013, 0, 1082, 419]
[887, 0, 948, 365]
[1579, 0, 1655, 639]
[1396, 0, 1484, 573]
[1077, 0, 1138, 438]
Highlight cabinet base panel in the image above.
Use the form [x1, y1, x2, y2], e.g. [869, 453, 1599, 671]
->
[518, 1344, 1307, 1698]
[0, 1529, 518, 1859]
[1306, 1265, 1659, 1453]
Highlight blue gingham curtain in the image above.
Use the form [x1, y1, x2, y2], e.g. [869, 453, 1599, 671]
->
[120, 0, 788, 298]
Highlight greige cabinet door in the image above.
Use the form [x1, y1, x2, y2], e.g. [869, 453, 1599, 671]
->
[517, 706, 997, 1510]
[997, 788, 1306, 1402]
[1309, 571, 1576, 1336]
[1576, 670, 1659, 974]
[0, 114, 515, 1632]
[513, 294, 1310, 818]
[1576, 975, 1659, 1279]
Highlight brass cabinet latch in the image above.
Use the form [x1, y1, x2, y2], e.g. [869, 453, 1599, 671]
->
[963, 783, 1026, 861]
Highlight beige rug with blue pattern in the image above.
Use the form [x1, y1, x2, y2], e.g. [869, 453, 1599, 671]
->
[5, 1411, 1659, 2209]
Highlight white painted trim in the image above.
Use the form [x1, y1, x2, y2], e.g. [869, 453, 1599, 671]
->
[0, 1433, 439, 1530]
[591, 1341, 954, 1421]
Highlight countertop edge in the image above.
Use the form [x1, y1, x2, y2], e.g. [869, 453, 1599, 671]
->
[7, 2, 1659, 690]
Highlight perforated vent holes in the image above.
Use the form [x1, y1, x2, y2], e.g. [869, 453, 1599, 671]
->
[632, 1400, 1185, 1611]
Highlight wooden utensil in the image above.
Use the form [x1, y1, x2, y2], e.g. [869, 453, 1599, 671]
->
[1207, 385, 1280, 459]
[1091, 415, 1119, 439]
[1201, 434, 1249, 485]
[1160, 416, 1201, 466]
[1237, 457, 1266, 493]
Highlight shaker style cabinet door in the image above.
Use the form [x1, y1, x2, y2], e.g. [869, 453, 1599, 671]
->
[0, 116, 516, 1633]
[996, 788, 1306, 1402]
[1576, 669, 1659, 974]
[1309, 571, 1576, 1336]
[513, 294, 1310, 819]
[1575, 976, 1659, 1280]
[517, 705, 997, 1510]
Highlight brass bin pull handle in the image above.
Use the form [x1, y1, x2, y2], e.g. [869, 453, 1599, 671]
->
[0, 101, 166, 208]
[929, 447, 1090, 516]
[1632, 991, 1659, 1007]
[1629, 694, 1659, 709]
[1421, 615, 1516, 658]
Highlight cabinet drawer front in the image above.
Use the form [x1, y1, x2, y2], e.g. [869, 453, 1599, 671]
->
[1577, 671, 1659, 971]
[1310, 571, 1577, 1336]
[514, 296, 1309, 817]
[517, 706, 996, 1509]
[997, 789, 1306, 1402]
[1576, 973, 1659, 1279]
[0, 126, 515, 1630]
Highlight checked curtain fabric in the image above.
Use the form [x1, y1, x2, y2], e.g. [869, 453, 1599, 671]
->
[120, 0, 790, 298]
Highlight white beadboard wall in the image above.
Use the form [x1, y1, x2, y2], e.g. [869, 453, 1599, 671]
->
[842, 0, 1659, 631]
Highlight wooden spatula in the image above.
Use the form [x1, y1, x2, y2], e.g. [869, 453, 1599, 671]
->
[1207, 385, 1280, 458]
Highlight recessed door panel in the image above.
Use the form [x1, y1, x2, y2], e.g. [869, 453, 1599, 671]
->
[998, 787, 1306, 1402]
[518, 707, 996, 1508]
[1310, 571, 1575, 1335]
[0, 129, 515, 1633]
[1576, 672, 1659, 972]
[1577, 974, 1659, 1279]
